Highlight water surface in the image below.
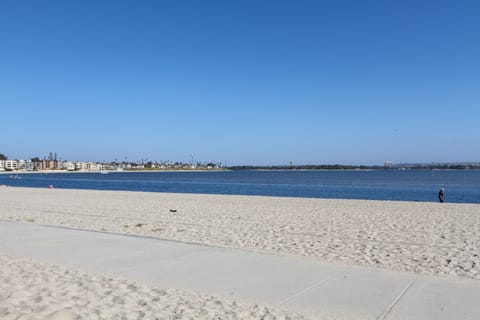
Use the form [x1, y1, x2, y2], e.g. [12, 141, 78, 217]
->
[2, 170, 479, 204]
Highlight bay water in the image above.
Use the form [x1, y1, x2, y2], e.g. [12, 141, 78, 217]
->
[2, 170, 480, 204]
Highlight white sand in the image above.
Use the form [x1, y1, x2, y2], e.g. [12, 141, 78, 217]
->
[1, 187, 479, 319]
[0, 254, 308, 320]
[0, 187, 480, 279]
[1, 187, 479, 280]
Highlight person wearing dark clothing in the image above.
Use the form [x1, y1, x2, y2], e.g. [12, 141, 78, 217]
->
[438, 188, 445, 203]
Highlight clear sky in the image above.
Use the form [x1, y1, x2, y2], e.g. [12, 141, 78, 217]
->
[1, 1, 479, 165]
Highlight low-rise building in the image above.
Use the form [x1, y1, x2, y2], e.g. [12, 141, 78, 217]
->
[25, 161, 35, 171]
[75, 162, 88, 171]
[87, 162, 101, 171]
[63, 161, 75, 171]
[31, 159, 61, 171]
[0, 160, 5, 171]
[5, 160, 18, 171]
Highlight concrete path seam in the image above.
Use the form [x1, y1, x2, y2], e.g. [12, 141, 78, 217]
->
[277, 273, 340, 306]
[376, 276, 418, 320]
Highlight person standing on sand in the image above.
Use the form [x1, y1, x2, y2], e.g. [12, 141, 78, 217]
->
[438, 188, 445, 203]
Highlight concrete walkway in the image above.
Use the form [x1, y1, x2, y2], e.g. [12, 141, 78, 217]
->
[1, 220, 479, 320]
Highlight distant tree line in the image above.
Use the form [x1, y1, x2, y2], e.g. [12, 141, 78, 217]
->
[227, 164, 480, 170]
[406, 164, 480, 170]
[227, 165, 382, 170]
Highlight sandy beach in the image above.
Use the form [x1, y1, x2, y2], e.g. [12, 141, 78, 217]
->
[0, 254, 307, 320]
[1, 186, 480, 319]
[1, 187, 479, 280]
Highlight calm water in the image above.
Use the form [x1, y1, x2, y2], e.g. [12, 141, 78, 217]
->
[2, 170, 480, 204]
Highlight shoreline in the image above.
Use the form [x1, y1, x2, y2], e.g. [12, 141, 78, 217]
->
[0, 169, 229, 174]
[3, 168, 480, 175]
[0, 184, 459, 205]
[1, 187, 479, 280]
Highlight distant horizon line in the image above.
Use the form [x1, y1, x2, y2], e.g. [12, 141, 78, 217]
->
[2, 153, 480, 168]
[2, 158, 480, 167]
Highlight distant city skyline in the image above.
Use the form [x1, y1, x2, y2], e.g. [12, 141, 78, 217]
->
[1, 1, 479, 165]
[2, 150, 480, 169]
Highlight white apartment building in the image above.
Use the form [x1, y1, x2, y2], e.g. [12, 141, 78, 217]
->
[75, 162, 88, 171]
[87, 162, 101, 171]
[25, 161, 35, 171]
[0, 160, 4, 171]
[5, 160, 18, 170]
[63, 161, 75, 171]
[74, 162, 102, 171]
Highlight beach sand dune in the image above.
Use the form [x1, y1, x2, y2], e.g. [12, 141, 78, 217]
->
[1, 187, 479, 280]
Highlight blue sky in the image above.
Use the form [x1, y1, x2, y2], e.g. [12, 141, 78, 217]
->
[1, 1, 479, 165]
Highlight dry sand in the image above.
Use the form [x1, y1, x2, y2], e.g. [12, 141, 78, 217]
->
[2, 186, 480, 319]
[0, 254, 308, 320]
[1, 187, 479, 280]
